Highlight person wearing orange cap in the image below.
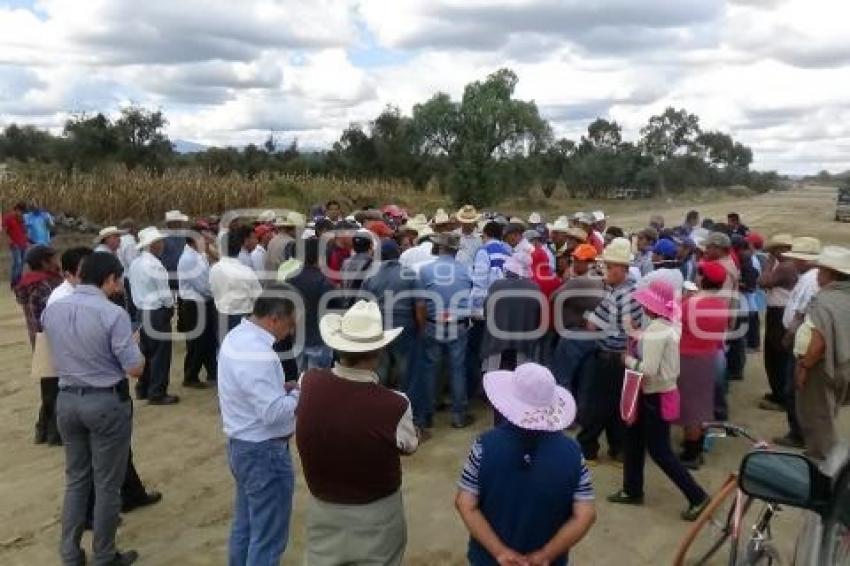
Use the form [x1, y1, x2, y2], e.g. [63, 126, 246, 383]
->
[251, 224, 274, 274]
[365, 220, 395, 240]
[550, 244, 604, 402]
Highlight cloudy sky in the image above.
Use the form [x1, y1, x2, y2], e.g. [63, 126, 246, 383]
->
[1, 0, 849, 174]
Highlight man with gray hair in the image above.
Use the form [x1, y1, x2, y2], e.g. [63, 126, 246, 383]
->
[43, 252, 144, 566]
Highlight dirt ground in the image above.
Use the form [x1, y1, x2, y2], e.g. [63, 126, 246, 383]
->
[1, 185, 849, 565]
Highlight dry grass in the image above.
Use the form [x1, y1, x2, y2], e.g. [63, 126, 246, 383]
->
[0, 166, 269, 223]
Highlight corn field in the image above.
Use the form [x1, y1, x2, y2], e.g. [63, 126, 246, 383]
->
[0, 166, 270, 223]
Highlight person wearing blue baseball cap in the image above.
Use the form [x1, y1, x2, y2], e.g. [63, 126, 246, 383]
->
[639, 238, 685, 292]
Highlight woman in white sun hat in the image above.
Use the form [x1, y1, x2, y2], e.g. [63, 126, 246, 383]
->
[296, 301, 418, 566]
[456, 363, 595, 566]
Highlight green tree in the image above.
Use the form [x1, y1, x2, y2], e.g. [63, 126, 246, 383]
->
[0, 124, 57, 163]
[114, 106, 173, 172]
[412, 68, 550, 205]
[60, 113, 120, 171]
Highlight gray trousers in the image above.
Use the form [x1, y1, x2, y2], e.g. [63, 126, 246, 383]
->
[797, 363, 847, 461]
[306, 491, 406, 566]
[57, 388, 132, 566]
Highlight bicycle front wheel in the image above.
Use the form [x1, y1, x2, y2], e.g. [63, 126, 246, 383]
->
[673, 477, 747, 566]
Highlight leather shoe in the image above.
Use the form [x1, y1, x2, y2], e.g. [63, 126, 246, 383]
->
[106, 550, 138, 565]
[148, 395, 180, 406]
[122, 491, 162, 513]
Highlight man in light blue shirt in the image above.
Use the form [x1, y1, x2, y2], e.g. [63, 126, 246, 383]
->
[412, 233, 474, 430]
[178, 235, 218, 387]
[24, 206, 54, 246]
[218, 284, 300, 566]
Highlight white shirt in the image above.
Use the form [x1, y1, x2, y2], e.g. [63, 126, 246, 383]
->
[46, 280, 74, 309]
[250, 246, 266, 273]
[330, 364, 418, 454]
[237, 248, 253, 270]
[128, 251, 174, 310]
[218, 319, 299, 442]
[117, 234, 138, 270]
[399, 241, 435, 274]
[177, 245, 212, 300]
[783, 268, 819, 329]
[209, 257, 263, 315]
[93, 243, 112, 254]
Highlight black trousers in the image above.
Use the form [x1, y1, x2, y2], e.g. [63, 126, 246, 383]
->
[178, 298, 218, 383]
[137, 307, 174, 400]
[36, 377, 60, 443]
[123, 279, 138, 325]
[784, 353, 803, 440]
[624, 394, 707, 505]
[763, 307, 789, 403]
[725, 315, 747, 380]
[746, 311, 761, 350]
[577, 349, 625, 459]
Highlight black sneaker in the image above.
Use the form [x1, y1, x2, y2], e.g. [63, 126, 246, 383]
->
[607, 490, 644, 505]
[682, 497, 710, 521]
[122, 491, 162, 513]
[148, 395, 180, 406]
[105, 550, 138, 565]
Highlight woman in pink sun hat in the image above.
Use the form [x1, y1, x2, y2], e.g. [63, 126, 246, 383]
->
[455, 363, 596, 565]
[607, 278, 711, 522]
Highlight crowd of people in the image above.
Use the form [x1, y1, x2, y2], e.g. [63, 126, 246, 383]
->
[4, 198, 850, 566]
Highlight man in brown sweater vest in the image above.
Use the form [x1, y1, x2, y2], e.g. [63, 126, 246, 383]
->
[297, 301, 419, 566]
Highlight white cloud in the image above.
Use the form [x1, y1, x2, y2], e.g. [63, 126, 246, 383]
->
[0, 0, 849, 173]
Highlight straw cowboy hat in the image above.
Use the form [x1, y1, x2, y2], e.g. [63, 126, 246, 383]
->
[563, 226, 588, 242]
[528, 212, 543, 225]
[592, 210, 606, 223]
[508, 216, 527, 227]
[782, 236, 822, 261]
[320, 301, 403, 353]
[431, 208, 453, 226]
[274, 211, 306, 228]
[546, 216, 571, 233]
[257, 209, 277, 223]
[455, 205, 482, 224]
[814, 246, 850, 276]
[484, 363, 576, 431]
[767, 233, 793, 249]
[93, 226, 126, 244]
[598, 237, 633, 265]
[164, 210, 189, 223]
[136, 226, 167, 250]
[633, 278, 681, 321]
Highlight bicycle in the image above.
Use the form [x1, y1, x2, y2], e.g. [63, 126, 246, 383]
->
[673, 422, 784, 566]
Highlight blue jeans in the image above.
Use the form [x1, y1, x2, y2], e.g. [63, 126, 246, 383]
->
[411, 325, 468, 426]
[552, 336, 597, 394]
[377, 326, 416, 390]
[298, 345, 333, 373]
[9, 245, 24, 288]
[227, 438, 294, 566]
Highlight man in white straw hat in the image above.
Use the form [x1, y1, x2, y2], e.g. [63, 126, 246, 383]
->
[790, 245, 850, 460]
[578, 237, 642, 465]
[455, 205, 483, 266]
[217, 284, 301, 566]
[93, 226, 127, 254]
[266, 211, 305, 273]
[129, 226, 178, 405]
[757, 233, 797, 411]
[296, 301, 417, 566]
[773, 236, 822, 449]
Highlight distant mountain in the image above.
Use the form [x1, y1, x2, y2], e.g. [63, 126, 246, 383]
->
[172, 139, 207, 154]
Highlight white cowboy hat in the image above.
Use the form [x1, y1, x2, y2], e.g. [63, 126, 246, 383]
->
[257, 209, 277, 223]
[164, 210, 189, 223]
[455, 205, 482, 224]
[431, 208, 453, 226]
[782, 237, 822, 261]
[93, 226, 127, 244]
[814, 246, 850, 276]
[599, 237, 633, 265]
[274, 211, 306, 228]
[136, 226, 167, 250]
[767, 233, 793, 248]
[546, 216, 570, 233]
[320, 301, 402, 353]
[528, 212, 542, 225]
[415, 225, 435, 242]
[592, 210, 606, 222]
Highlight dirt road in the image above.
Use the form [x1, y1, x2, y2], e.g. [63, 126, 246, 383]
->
[1, 185, 848, 565]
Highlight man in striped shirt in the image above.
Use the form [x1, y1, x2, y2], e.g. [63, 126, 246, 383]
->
[577, 238, 643, 464]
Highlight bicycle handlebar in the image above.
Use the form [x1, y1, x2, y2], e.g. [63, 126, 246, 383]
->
[701, 421, 763, 444]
